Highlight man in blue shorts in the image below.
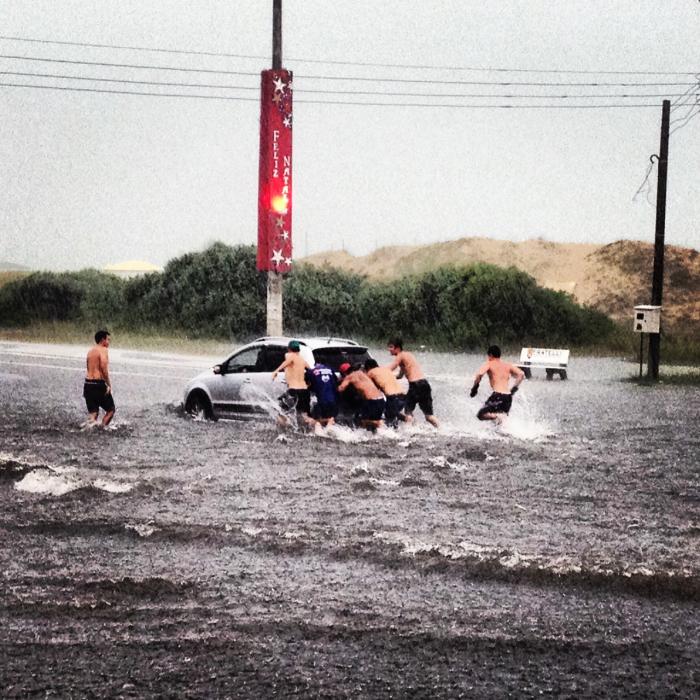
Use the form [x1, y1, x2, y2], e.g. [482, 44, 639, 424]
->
[305, 361, 339, 430]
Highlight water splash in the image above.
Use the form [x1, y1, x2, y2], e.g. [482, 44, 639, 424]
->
[14, 465, 134, 497]
[495, 414, 555, 442]
[125, 523, 159, 538]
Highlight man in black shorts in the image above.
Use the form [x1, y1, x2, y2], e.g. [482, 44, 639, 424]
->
[338, 363, 385, 430]
[83, 329, 115, 428]
[471, 345, 524, 423]
[272, 340, 312, 427]
[387, 338, 439, 428]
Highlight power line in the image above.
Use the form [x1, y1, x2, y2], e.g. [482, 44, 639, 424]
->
[0, 34, 697, 76]
[670, 105, 700, 135]
[0, 70, 259, 92]
[670, 81, 700, 110]
[0, 54, 697, 87]
[0, 54, 260, 78]
[0, 81, 673, 108]
[0, 34, 264, 62]
[0, 81, 257, 101]
[633, 156, 658, 203]
[0, 70, 691, 100]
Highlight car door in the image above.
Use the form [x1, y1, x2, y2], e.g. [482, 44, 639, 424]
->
[239, 345, 288, 410]
[209, 346, 261, 414]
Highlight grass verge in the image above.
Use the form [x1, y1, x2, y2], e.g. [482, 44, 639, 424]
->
[623, 367, 700, 386]
[0, 322, 233, 356]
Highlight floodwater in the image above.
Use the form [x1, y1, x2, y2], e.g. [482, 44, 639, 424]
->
[0, 340, 698, 698]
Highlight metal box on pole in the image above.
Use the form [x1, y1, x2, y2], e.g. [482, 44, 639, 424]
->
[633, 305, 662, 334]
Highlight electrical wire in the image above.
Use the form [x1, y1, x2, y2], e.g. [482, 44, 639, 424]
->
[671, 97, 700, 125]
[0, 70, 690, 100]
[0, 81, 258, 101]
[670, 105, 700, 135]
[0, 34, 697, 76]
[0, 54, 260, 77]
[0, 54, 696, 87]
[0, 70, 259, 92]
[0, 81, 673, 107]
[670, 78, 700, 109]
[633, 157, 657, 203]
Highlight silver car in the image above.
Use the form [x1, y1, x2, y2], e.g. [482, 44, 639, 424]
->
[183, 336, 372, 420]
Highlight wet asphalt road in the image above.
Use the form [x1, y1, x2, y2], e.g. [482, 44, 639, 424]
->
[0, 341, 698, 698]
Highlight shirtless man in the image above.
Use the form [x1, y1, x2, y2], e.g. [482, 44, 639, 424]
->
[364, 358, 405, 429]
[338, 363, 385, 430]
[83, 329, 115, 428]
[387, 338, 439, 428]
[471, 345, 525, 423]
[272, 340, 311, 424]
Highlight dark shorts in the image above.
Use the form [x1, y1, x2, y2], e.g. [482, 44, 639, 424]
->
[279, 388, 311, 414]
[405, 379, 433, 416]
[83, 379, 115, 414]
[384, 394, 406, 427]
[356, 398, 385, 422]
[312, 401, 338, 420]
[478, 392, 512, 419]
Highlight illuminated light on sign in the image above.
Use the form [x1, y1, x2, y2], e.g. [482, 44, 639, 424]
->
[257, 69, 293, 273]
[270, 194, 288, 215]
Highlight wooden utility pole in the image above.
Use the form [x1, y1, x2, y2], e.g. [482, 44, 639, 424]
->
[266, 0, 284, 336]
[648, 99, 670, 380]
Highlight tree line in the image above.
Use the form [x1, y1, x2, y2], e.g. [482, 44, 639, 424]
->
[0, 242, 615, 349]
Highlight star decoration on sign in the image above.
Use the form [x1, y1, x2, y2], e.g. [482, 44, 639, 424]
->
[271, 249, 284, 266]
[273, 76, 286, 93]
[282, 115, 292, 129]
[275, 216, 285, 228]
[284, 257, 293, 266]
[280, 229, 290, 241]
[272, 93, 282, 104]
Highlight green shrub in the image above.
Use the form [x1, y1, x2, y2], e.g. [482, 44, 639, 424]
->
[285, 264, 366, 336]
[0, 272, 84, 325]
[0, 244, 618, 351]
[122, 243, 266, 339]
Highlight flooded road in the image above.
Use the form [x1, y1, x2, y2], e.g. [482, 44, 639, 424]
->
[1, 340, 698, 698]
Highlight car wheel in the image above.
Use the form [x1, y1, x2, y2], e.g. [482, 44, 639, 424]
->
[186, 391, 214, 420]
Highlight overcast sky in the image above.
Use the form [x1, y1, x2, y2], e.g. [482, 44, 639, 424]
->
[1, 0, 699, 271]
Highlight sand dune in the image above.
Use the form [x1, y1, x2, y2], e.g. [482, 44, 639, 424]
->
[302, 237, 700, 330]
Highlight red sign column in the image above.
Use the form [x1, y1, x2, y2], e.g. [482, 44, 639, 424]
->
[257, 69, 293, 273]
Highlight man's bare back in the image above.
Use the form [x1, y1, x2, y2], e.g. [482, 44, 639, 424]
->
[367, 366, 404, 396]
[474, 357, 522, 394]
[471, 345, 524, 423]
[83, 330, 115, 427]
[273, 351, 309, 389]
[338, 370, 383, 400]
[86, 345, 111, 386]
[387, 339, 438, 427]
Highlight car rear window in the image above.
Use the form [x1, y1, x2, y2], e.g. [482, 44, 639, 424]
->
[313, 347, 370, 371]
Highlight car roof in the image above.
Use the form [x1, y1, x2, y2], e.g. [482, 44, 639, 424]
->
[251, 336, 366, 350]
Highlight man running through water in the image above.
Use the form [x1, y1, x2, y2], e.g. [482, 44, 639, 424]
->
[272, 340, 311, 427]
[364, 358, 405, 429]
[83, 329, 115, 428]
[471, 345, 525, 423]
[387, 338, 439, 428]
[338, 363, 385, 430]
[305, 361, 339, 432]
